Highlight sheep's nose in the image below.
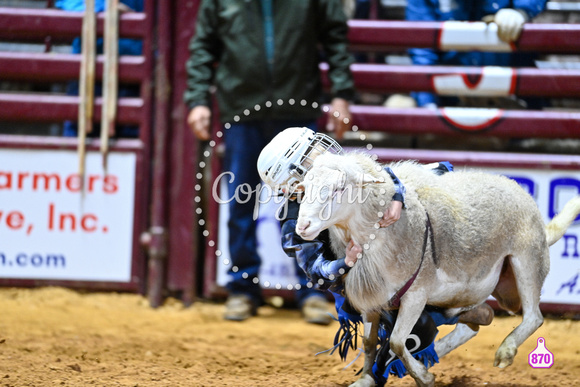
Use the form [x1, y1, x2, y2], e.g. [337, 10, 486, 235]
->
[297, 220, 311, 234]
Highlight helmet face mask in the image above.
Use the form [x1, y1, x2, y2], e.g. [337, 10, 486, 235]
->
[300, 132, 342, 170]
[257, 128, 342, 195]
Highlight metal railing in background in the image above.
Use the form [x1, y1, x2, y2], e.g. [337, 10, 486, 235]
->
[339, 21, 580, 139]
[348, 20, 580, 53]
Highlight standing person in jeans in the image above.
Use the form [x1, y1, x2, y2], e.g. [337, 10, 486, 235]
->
[184, 0, 356, 323]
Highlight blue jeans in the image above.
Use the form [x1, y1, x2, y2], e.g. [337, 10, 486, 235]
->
[223, 119, 323, 306]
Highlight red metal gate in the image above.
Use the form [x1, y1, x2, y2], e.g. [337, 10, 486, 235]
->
[0, 1, 204, 306]
[0, 3, 155, 294]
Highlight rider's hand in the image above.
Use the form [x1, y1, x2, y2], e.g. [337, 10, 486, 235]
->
[345, 239, 362, 267]
[379, 200, 403, 228]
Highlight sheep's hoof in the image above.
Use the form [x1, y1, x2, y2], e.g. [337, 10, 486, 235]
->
[493, 356, 514, 369]
[414, 372, 435, 387]
[494, 347, 516, 369]
[348, 373, 375, 387]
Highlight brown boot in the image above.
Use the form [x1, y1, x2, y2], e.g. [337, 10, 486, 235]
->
[458, 303, 494, 326]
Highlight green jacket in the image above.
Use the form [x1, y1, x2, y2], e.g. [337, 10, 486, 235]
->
[184, 0, 355, 123]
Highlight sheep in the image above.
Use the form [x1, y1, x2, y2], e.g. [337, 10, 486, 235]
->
[295, 151, 580, 387]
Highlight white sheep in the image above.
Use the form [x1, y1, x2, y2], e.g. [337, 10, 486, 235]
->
[295, 151, 580, 387]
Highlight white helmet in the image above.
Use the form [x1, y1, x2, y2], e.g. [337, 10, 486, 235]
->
[257, 127, 342, 193]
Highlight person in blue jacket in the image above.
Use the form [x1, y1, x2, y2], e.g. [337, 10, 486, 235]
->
[257, 127, 493, 386]
[55, 0, 144, 138]
[406, 0, 547, 108]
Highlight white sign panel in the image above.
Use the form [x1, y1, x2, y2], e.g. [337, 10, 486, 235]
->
[216, 165, 580, 307]
[433, 66, 515, 97]
[216, 184, 299, 289]
[439, 21, 514, 52]
[0, 149, 136, 282]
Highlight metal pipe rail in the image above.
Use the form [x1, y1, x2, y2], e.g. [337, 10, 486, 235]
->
[0, 8, 147, 127]
[348, 20, 580, 53]
[0, 93, 143, 125]
[368, 147, 580, 171]
[0, 7, 145, 41]
[0, 133, 143, 152]
[349, 105, 580, 138]
[0, 52, 146, 82]
[321, 63, 580, 97]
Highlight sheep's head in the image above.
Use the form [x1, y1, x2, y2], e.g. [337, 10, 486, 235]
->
[295, 153, 384, 240]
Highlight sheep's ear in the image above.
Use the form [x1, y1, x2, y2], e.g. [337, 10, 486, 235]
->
[358, 173, 384, 185]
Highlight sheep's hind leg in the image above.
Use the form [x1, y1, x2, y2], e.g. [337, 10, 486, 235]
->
[494, 254, 545, 368]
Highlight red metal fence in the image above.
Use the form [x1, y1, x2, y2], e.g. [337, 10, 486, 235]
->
[324, 64, 580, 97]
[0, 2, 204, 307]
[0, 8, 148, 127]
[0, 5, 155, 295]
[348, 20, 580, 53]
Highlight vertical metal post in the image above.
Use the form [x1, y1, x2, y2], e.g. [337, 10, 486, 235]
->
[145, 0, 173, 307]
[166, 0, 202, 306]
[132, 0, 156, 296]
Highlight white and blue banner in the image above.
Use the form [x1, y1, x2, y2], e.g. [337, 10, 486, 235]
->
[0, 148, 136, 282]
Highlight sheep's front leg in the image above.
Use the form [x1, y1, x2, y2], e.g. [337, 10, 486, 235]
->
[349, 311, 379, 387]
[389, 294, 434, 387]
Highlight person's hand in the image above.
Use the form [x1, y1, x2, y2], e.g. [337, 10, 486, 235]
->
[494, 9, 527, 42]
[345, 239, 362, 267]
[384, 94, 417, 109]
[187, 105, 212, 141]
[326, 97, 351, 140]
[379, 200, 403, 228]
[482, 8, 527, 43]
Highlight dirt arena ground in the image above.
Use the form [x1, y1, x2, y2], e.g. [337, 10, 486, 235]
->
[0, 287, 578, 387]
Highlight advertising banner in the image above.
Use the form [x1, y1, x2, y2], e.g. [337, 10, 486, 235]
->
[488, 167, 580, 306]
[0, 148, 136, 282]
